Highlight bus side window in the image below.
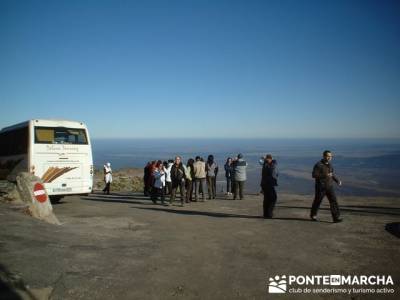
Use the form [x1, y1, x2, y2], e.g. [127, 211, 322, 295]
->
[36, 128, 55, 144]
[77, 132, 87, 144]
[68, 134, 76, 144]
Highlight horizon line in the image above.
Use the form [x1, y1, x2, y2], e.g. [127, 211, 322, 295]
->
[90, 136, 400, 140]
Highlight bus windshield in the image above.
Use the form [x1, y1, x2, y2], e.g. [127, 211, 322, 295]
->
[35, 126, 88, 145]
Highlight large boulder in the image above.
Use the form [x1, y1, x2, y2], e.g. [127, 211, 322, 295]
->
[15, 172, 60, 225]
[0, 180, 22, 203]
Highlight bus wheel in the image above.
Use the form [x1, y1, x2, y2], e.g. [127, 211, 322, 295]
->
[50, 196, 63, 204]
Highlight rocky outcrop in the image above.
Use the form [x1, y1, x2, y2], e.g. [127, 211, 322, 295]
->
[0, 180, 22, 203]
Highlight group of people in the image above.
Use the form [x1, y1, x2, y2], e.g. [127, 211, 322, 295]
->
[143, 153, 249, 206]
[103, 149, 343, 223]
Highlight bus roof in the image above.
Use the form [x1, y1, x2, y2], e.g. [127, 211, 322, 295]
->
[0, 119, 88, 133]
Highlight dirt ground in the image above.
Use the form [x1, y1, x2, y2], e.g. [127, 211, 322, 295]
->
[0, 192, 399, 299]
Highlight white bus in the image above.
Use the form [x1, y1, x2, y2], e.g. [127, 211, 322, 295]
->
[0, 119, 94, 201]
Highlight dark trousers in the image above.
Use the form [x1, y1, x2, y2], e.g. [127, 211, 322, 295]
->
[171, 180, 186, 204]
[185, 180, 193, 202]
[194, 178, 206, 201]
[144, 181, 150, 196]
[226, 177, 232, 193]
[263, 186, 277, 218]
[165, 181, 172, 195]
[206, 176, 216, 199]
[234, 180, 245, 199]
[311, 184, 340, 220]
[151, 187, 165, 204]
[199, 179, 204, 195]
[103, 182, 111, 194]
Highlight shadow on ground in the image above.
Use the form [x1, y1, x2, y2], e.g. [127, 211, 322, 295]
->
[80, 193, 155, 205]
[277, 204, 400, 217]
[0, 263, 32, 300]
[385, 222, 400, 238]
[80, 192, 253, 206]
[132, 206, 261, 219]
[131, 206, 330, 223]
[80, 193, 334, 223]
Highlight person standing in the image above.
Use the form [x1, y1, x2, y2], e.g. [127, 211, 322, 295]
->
[143, 162, 151, 196]
[193, 156, 206, 202]
[233, 153, 247, 200]
[152, 161, 166, 205]
[170, 156, 186, 206]
[260, 154, 278, 218]
[164, 160, 173, 195]
[224, 157, 234, 195]
[102, 162, 112, 194]
[310, 150, 343, 223]
[148, 161, 157, 197]
[231, 156, 237, 197]
[206, 155, 218, 199]
[185, 158, 195, 203]
[213, 158, 218, 195]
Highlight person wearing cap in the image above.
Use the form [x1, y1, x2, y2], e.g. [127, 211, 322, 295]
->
[233, 153, 247, 200]
[310, 150, 343, 223]
[102, 162, 112, 195]
[259, 154, 278, 218]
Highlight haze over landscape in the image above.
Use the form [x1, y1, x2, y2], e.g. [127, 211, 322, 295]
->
[92, 138, 400, 196]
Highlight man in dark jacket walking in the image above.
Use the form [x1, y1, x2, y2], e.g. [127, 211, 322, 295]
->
[170, 156, 186, 206]
[260, 154, 278, 218]
[310, 150, 343, 223]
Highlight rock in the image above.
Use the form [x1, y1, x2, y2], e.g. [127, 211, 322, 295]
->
[0, 180, 22, 203]
[15, 172, 60, 225]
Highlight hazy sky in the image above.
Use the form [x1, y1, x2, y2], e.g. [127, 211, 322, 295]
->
[1, 0, 399, 138]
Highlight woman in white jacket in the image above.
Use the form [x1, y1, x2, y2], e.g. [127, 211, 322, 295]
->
[102, 162, 112, 194]
[152, 161, 166, 205]
[163, 160, 173, 195]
